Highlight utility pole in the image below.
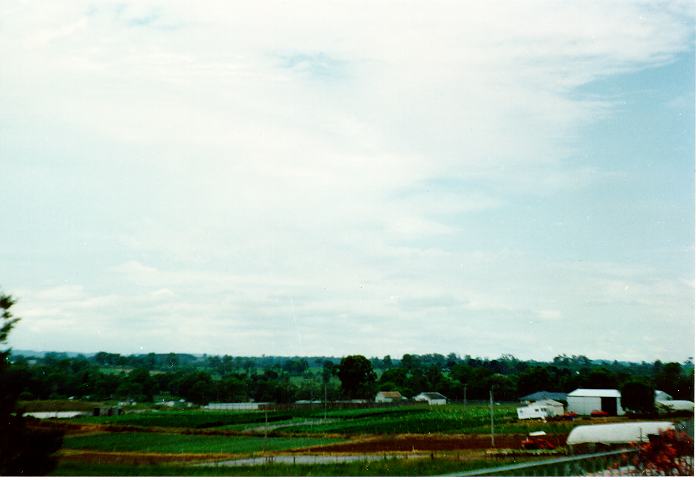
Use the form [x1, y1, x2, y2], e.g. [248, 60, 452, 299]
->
[463, 384, 467, 406]
[489, 388, 495, 447]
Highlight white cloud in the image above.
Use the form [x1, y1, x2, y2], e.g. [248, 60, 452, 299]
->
[1, 1, 693, 360]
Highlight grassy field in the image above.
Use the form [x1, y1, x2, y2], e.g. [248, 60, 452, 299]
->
[62, 403, 535, 434]
[63, 432, 343, 454]
[279, 404, 518, 434]
[51, 403, 575, 475]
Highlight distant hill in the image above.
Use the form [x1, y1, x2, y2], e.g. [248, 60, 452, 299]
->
[12, 349, 95, 359]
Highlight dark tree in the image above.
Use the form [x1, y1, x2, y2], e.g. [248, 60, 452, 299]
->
[621, 380, 656, 414]
[655, 362, 683, 398]
[337, 355, 376, 399]
[0, 292, 63, 475]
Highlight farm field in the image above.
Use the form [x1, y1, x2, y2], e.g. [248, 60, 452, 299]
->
[63, 431, 344, 454]
[47, 402, 580, 475]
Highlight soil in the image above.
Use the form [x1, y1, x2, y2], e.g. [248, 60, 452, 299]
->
[303, 433, 569, 452]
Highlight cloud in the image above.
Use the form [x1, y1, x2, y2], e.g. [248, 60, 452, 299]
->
[1, 1, 693, 360]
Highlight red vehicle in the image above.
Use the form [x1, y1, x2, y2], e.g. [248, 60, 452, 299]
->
[521, 431, 556, 450]
[590, 409, 609, 417]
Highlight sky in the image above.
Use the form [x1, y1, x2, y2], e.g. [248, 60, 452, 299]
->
[1, 1, 694, 362]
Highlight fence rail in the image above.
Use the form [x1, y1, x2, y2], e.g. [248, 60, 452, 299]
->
[443, 448, 639, 477]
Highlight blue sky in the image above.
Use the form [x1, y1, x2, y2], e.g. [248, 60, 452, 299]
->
[1, 1, 693, 361]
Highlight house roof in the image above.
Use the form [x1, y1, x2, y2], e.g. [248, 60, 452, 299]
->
[377, 391, 402, 398]
[417, 392, 447, 400]
[519, 391, 568, 402]
[568, 388, 621, 398]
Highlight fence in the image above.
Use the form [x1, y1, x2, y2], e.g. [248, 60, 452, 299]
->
[443, 448, 641, 476]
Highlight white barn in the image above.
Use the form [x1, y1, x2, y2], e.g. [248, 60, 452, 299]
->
[567, 388, 624, 416]
[414, 392, 447, 405]
[517, 399, 565, 420]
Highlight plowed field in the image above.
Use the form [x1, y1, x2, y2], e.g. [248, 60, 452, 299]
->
[305, 433, 569, 452]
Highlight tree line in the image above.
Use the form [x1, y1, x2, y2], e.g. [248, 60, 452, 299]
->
[7, 350, 693, 406]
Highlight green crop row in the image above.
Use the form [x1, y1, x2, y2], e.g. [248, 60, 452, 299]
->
[280, 406, 517, 435]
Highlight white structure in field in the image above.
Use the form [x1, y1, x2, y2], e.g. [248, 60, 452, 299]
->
[567, 389, 624, 416]
[375, 391, 403, 403]
[656, 400, 695, 413]
[517, 399, 565, 420]
[566, 422, 673, 446]
[24, 411, 87, 419]
[414, 392, 447, 405]
[204, 402, 272, 410]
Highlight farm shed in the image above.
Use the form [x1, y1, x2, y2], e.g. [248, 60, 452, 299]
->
[375, 391, 403, 403]
[519, 391, 567, 404]
[414, 392, 447, 405]
[566, 422, 674, 446]
[656, 400, 694, 413]
[517, 399, 565, 420]
[567, 388, 624, 416]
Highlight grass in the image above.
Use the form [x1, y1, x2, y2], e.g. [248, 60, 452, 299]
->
[63, 432, 344, 454]
[53, 457, 507, 476]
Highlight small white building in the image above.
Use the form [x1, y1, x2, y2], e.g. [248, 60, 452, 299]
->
[375, 391, 403, 403]
[517, 399, 565, 420]
[567, 388, 624, 416]
[414, 392, 447, 405]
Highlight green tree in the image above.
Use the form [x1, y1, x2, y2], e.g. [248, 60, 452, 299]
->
[0, 292, 63, 475]
[337, 355, 376, 399]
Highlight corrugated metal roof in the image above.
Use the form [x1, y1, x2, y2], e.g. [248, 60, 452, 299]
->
[417, 392, 447, 400]
[377, 391, 402, 398]
[519, 391, 568, 401]
[568, 388, 621, 398]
